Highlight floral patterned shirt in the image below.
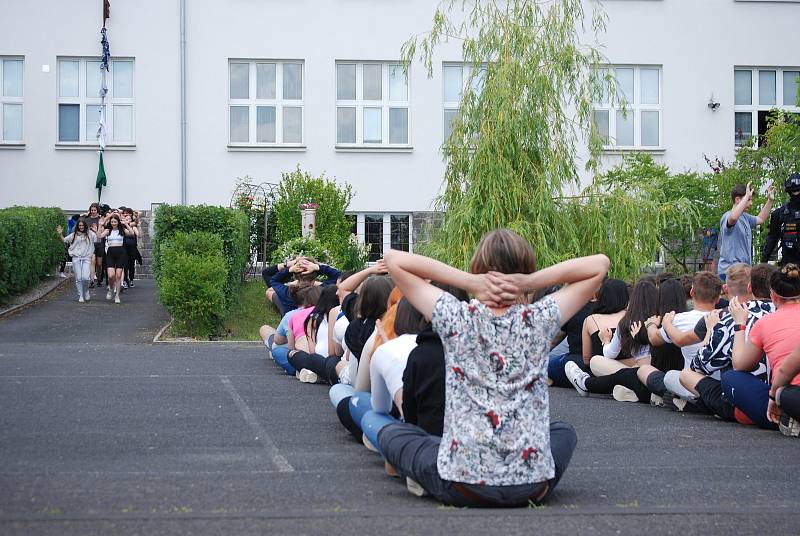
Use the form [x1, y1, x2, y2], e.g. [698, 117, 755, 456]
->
[432, 292, 561, 486]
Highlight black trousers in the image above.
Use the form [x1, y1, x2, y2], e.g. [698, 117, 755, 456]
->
[585, 367, 651, 403]
[288, 350, 340, 385]
[779, 385, 800, 420]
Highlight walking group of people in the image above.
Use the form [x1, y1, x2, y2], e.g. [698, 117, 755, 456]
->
[56, 203, 143, 304]
[254, 174, 800, 508]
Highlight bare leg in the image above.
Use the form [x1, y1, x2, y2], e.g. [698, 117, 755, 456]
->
[679, 368, 704, 397]
[266, 288, 275, 302]
[636, 364, 659, 385]
[590, 355, 630, 377]
[115, 268, 124, 295]
[106, 267, 116, 292]
[259, 325, 276, 344]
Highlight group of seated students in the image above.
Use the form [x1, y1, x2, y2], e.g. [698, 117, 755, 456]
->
[552, 262, 800, 437]
[258, 231, 799, 508]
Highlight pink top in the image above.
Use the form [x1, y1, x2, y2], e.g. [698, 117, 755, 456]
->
[288, 307, 314, 339]
[748, 302, 800, 387]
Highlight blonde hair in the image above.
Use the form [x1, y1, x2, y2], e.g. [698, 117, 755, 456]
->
[725, 263, 751, 297]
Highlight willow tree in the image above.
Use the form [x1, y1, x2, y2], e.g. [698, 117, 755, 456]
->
[402, 0, 697, 280]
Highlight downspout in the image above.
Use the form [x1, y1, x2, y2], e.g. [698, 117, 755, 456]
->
[180, 0, 187, 204]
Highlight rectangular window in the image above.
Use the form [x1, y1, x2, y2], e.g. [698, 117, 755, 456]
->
[228, 60, 304, 146]
[352, 213, 413, 260]
[734, 67, 800, 147]
[1, 57, 24, 142]
[335, 62, 410, 147]
[442, 62, 487, 143]
[592, 65, 662, 149]
[57, 57, 135, 144]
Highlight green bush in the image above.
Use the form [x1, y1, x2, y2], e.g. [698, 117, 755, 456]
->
[271, 236, 333, 265]
[153, 204, 249, 302]
[157, 231, 227, 338]
[273, 167, 354, 265]
[0, 207, 66, 302]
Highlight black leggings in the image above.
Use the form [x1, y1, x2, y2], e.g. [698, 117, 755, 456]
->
[288, 351, 340, 385]
[585, 367, 651, 403]
[779, 385, 800, 420]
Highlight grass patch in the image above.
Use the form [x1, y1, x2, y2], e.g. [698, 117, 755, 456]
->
[221, 279, 282, 340]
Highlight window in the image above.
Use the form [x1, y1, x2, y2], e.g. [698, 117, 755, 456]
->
[57, 58, 134, 144]
[734, 67, 800, 146]
[336, 62, 410, 147]
[351, 213, 413, 261]
[1, 57, 24, 142]
[592, 66, 662, 149]
[442, 63, 486, 142]
[228, 60, 304, 146]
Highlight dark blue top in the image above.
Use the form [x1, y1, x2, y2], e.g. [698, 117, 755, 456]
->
[269, 264, 341, 313]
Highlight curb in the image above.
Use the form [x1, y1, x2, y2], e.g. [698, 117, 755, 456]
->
[152, 319, 263, 346]
[0, 277, 69, 320]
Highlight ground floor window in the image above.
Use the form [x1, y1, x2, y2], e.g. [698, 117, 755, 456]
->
[349, 213, 412, 262]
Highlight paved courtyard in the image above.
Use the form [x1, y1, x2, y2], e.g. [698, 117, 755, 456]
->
[0, 281, 797, 535]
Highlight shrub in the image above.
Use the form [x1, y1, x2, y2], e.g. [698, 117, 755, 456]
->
[272, 167, 354, 265]
[0, 207, 66, 302]
[271, 236, 333, 265]
[157, 231, 227, 338]
[333, 234, 370, 271]
[153, 204, 249, 302]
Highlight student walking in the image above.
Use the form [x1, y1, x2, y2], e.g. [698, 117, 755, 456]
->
[96, 213, 134, 303]
[56, 219, 96, 303]
[718, 182, 774, 280]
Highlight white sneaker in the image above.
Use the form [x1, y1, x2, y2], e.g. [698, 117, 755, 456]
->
[612, 385, 639, 403]
[780, 413, 800, 437]
[297, 369, 318, 384]
[650, 394, 665, 407]
[362, 434, 379, 453]
[406, 477, 429, 497]
[84, 291, 91, 302]
[59, 273, 68, 279]
[564, 361, 589, 397]
[78, 296, 85, 303]
[114, 293, 121, 304]
[106, 288, 113, 300]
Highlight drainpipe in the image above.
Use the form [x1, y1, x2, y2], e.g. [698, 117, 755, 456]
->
[180, 0, 187, 204]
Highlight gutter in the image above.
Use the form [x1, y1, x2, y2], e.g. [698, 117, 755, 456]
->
[180, 0, 187, 204]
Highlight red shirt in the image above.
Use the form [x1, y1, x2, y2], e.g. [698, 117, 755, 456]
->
[748, 302, 800, 386]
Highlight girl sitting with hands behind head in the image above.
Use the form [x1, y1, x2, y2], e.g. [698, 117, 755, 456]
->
[361, 228, 609, 507]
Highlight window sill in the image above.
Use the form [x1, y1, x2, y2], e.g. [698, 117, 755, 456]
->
[602, 146, 665, 155]
[335, 145, 414, 153]
[55, 143, 136, 151]
[0, 142, 25, 149]
[227, 144, 307, 152]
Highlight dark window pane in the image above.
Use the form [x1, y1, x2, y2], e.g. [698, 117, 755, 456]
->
[365, 215, 383, 262]
[390, 215, 409, 252]
[346, 214, 357, 236]
[58, 104, 80, 141]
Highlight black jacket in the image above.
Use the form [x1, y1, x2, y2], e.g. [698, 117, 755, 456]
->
[402, 329, 445, 437]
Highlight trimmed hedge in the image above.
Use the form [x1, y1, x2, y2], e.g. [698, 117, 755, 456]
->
[153, 204, 249, 303]
[157, 231, 227, 338]
[0, 207, 66, 302]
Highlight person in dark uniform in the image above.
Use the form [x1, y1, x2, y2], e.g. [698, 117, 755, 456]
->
[762, 173, 800, 267]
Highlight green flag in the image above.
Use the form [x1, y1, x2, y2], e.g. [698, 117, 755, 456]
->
[96, 152, 107, 202]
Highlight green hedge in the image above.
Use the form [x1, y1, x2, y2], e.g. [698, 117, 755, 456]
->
[153, 204, 249, 302]
[0, 207, 66, 302]
[157, 231, 227, 338]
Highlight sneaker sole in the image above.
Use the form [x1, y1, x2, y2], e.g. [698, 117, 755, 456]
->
[613, 385, 639, 403]
[780, 417, 800, 437]
[297, 369, 319, 383]
[362, 434, 379, 453]
[406, 478, 429, 497]
[650, 394, 665, 407]
[564, 363, 589, 397]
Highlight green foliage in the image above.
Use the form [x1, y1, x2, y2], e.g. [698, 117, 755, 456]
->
[232, 176, 277, 266]
[0, 207, 66, 302]
[273, 166, 354, 266]
[271, 236, 333, 265]
[334, 234, 371, 271]
[153, 204, 249, 301]
[158, 231, 227, 338]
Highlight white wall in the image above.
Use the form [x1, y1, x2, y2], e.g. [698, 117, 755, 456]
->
[1, 0, 798, 212]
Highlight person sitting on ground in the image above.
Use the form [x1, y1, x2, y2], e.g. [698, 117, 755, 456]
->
[56, 219, 96, 303]
[288, 286, 347, 384]
[547, 281, 600, 388]
[358, 229, 608, 507]
[717, 182, 775, 282]
[565, 277, 684, 403]
[286, 285, 322, 356]
[579, 278, 629, 368]
[644, 271, 722, 402]
[269, 257, 341, 316]
[677, 263, 776, 422]
[722, 264, 800, 430]
[768, 345, 800, 437]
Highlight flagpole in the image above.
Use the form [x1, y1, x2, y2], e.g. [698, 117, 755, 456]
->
[96, 2, 110, 202]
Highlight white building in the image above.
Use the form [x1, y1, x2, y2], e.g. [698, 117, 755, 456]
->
[1, 0, 798, 258]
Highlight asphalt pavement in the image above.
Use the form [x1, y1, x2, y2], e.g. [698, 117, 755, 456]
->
[0, 280, 798, 535]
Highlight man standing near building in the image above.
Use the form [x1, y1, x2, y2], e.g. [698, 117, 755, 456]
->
[762, 173, 800, 267]
[718, 182, 775, 281]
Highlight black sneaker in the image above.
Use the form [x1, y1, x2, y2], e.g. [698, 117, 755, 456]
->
[128, 281, 135, 288]
[89, 280, 96, 288]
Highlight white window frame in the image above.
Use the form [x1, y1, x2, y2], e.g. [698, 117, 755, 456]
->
[733, 66, 800, 148]
[335, 62, 411, 149]
[56, 57, 135, 146]
[351, 213, 414, 260]
[442, 62, 486, 144]
[593, 65, 663, 151]
[1, 56, 24, 144]
[227, 59, 305, 148]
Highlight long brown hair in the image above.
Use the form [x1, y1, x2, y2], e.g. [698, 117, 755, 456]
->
[71, 219, 90, 245]
[469, 229, 536, 275]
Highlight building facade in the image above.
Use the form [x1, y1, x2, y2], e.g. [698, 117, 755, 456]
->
[1, 0, 798, 256]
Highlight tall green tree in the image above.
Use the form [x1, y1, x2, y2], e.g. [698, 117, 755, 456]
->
[402, 0, 696, 280]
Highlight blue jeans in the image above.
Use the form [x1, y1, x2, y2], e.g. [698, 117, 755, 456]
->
[548, 354, 584, 388]
[347, 391, 373, 431]
[721, 370, 777, 430]
[378, 421, 577, 507]
[270, 345, 296, 375]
